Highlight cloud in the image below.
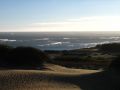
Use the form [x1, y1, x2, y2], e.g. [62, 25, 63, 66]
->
[1, 16, 120, 32]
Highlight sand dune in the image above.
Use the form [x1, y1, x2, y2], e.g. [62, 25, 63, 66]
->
[0, 64, 119, 90]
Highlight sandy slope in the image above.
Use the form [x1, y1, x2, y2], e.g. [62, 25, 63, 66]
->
[44, 64, 99, 74]
[0, 64, 119, 90]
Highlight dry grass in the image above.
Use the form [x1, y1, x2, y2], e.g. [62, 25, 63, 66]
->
[0, 64, 119, 90]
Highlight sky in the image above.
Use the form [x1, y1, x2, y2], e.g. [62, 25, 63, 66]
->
[0, 0, 120, 32]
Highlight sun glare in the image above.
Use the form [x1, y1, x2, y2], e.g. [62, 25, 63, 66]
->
[1, 16, 120, 32]
[22, 16, 120, 32]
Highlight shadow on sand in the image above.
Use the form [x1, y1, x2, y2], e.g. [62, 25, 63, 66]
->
[49, 70, 120, 90]
[74, 70, 120, 90]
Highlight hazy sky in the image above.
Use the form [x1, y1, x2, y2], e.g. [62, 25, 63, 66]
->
[0, 0, 120, 32]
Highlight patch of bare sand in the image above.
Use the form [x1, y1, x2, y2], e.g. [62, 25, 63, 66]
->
[1, 64, 119, 90]
[44, 64, 99, 75]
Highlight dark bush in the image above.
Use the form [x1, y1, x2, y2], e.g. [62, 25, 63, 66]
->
[7, 47, 48, 68]
[96, 43, 120, 53]
[109, 55, 120, 71]
[0, 44, 49, 68]
[53, 56, 92, 63]
[0, 44, 13, 66]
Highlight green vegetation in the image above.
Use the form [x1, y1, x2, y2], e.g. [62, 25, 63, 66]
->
[109, 55, 120, 71]
[0, 43, 120, 70]
[46, 43, 120, 69]
[0, 44, 48, 69]
[96, 43, 120, 53]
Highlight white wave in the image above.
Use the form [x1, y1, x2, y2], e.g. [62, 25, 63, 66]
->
[37, 40, 120, 49]
[98, 41, 120, 45]
[63, 38, 70, 40]
[37, 41, 70, 47]
[83, 43, 98, 46]
[63, 38, 79, 40]
[50, 41, 70, 45]
[82, 40, 120, 48]
[34, 38, 49, 41]
[0, 39, 16, 42]
[51, 42, 62, 45]
[100, 37, 120, 40]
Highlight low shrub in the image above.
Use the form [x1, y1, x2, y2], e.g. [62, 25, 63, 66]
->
[96, 43, 120, 53]
[0, 45, 48, 68]
[109, 55, 120, 71]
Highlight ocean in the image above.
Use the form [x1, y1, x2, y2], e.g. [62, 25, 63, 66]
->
[0, 31, 120, 50]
